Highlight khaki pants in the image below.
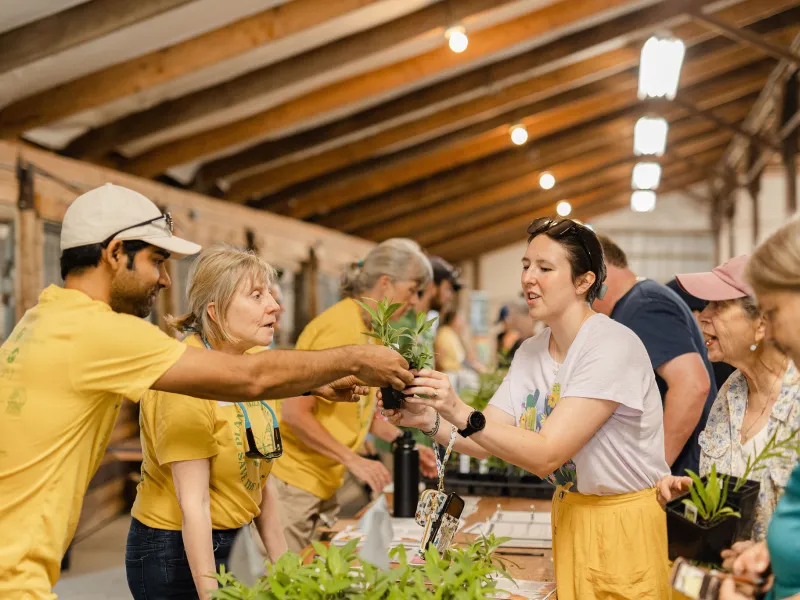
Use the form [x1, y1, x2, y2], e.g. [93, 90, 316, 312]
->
[272, 478, 341, 553]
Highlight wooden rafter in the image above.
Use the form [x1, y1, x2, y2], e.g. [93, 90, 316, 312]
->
[668, 96, 782, 150]
[0, 0, 382, 138]
[195, 0, 799, 193]
[318, 73, 764, 235]
[279, 39, 784, 220]
[113, 0, 675, 178]
[63, 0, 514, 159]
[364, 111, 743, 243]
[690, 8, 800, 66]
[430, 156, 720, 261]
[413, 131, 733, 249]
[0, 0, 195, 75]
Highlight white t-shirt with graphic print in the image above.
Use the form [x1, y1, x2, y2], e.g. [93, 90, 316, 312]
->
[489, 313, 669, 495]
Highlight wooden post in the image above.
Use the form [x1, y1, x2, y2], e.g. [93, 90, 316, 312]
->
[471, 258, 481, 290]
[293, 247, 318, 336]
[15, 160, 42, 321]
[781, 71, 798, 214]
[745, 143, 762, 246]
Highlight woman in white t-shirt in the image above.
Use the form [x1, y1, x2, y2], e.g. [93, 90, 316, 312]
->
[383, 217, 671, 599]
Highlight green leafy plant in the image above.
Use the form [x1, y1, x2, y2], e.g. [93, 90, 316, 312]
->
[210, 535, 516, 599]
[682, 464, 741, 525]
[357, 298, 437, 370]
[734, 425, 800, 492]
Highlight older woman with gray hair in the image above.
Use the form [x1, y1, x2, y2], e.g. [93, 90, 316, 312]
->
[271, 238, 438, 552]
[657, 255, 800, 543]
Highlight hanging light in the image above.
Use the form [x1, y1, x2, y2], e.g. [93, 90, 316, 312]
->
[445, 26, 468, 53]
[556, 201, 572, 217]
[631, 190, 657, 212]
[634, 117, 669, 156]
[509, 124, 528, 146]
[638, 35, 686, 100]
[632, 162, 662, 190]
[539, 172, 556, 190]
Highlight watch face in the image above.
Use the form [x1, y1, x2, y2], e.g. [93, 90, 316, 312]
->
[469, 411, 486, 430]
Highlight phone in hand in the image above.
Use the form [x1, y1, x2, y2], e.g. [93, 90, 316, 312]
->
[671, 557, 769, 600]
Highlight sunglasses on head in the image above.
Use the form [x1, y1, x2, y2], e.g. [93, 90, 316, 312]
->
[102, 212, 174, 247]
[527, 217, 594, 274]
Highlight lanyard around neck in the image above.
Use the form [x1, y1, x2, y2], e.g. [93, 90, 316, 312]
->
[199, 334, 278, 425]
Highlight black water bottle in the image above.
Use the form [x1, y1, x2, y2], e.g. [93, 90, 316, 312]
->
[393, 431, 419, 518]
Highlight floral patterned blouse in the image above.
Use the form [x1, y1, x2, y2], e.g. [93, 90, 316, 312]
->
[698, 362, 800, 541]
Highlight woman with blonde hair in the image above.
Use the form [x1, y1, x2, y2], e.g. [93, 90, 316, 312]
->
[709, 220, 800, 600]
[125, 244, 367, 600]
[272, 238, 438, 553]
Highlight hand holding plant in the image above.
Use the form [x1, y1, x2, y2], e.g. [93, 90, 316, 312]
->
[403, 369, 470, 428]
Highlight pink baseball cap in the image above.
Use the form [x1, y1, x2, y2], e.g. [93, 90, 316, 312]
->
[676, 255, 754, 301]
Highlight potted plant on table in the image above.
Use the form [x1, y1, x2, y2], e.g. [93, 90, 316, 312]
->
[357, 298, 436, 410]
[667, 426, 800, 563]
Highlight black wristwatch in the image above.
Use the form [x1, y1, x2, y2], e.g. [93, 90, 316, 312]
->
[457, 410, 486, 438]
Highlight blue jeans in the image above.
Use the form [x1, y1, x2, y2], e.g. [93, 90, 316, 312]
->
[125, 517, 240, 600]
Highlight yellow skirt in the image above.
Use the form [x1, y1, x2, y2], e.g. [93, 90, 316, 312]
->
[551, 485, 671, 600]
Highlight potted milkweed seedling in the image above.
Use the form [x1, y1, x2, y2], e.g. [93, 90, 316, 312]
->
[357, 298, 436, 410]
[666, 464, 741, 564]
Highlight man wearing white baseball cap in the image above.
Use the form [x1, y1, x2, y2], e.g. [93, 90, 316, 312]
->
[0, 183, 413, 599]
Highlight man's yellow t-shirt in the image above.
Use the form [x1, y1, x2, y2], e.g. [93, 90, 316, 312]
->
[132, 334, 275, 530]
[271, 298, 375, 500]
[0, 286, 186, 600]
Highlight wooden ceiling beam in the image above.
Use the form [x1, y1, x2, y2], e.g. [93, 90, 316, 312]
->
[282, 38, 784, 220]
[430, 157, 719, 261]
[63, 0, 514, 159]
[0, 0, 382, 138]
[668, 96, 782, 151]
[115, 0, 689, 178]
[317, 79, 763, 234]
[689, 7, 800, 66]
[0, 0, 195, 75]
[378, 119, 738, 245]
[414, 131, 733, 249]
[203, 0, 796, 194]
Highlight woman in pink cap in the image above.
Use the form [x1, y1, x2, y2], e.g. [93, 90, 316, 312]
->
[656, 255, 800, 545]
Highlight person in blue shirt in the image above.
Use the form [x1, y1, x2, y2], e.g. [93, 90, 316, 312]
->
[593, 237, 715, 476]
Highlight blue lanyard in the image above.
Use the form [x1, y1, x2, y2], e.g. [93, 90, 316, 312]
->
[199, 334, 278, 427]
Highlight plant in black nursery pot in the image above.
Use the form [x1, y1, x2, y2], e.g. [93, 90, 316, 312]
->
[357, 298, 436, 410]
[667, 465, 742, 564]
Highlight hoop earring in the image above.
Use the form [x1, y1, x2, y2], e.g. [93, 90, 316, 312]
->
[750, 343, 758, 352]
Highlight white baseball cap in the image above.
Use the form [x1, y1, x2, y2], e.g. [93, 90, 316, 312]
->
[61, 183, 201, 258]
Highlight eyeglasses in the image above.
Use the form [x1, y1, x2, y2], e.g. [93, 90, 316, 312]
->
[527, 217, 594, 274]
[236, 401, 283, 460]
[102, 212, 174, 246]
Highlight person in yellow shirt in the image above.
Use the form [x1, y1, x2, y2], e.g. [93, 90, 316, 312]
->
[0, 184, 412, 599]
[272, 239, 438, 552]
[128, 244, 314, 600]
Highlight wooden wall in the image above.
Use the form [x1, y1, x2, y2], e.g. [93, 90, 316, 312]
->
[0, 140, 375, 541]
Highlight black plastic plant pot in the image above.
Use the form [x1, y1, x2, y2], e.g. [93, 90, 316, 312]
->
[381, 386, 405, 410]
[725, 476, 760, 541]
[666, 501, 740, 564]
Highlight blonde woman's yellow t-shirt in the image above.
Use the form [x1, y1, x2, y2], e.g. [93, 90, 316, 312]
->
[0, 286, 187, 600]
[132, 334, 276, 530]
[271, 298, 376, 500]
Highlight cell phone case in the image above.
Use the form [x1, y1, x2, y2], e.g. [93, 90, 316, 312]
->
[420, 492, 464, 556]
[415, 489, 447, 527]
